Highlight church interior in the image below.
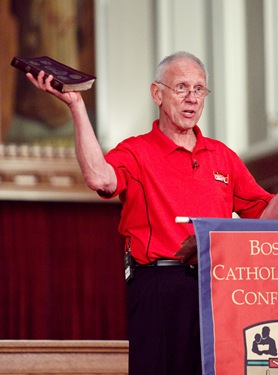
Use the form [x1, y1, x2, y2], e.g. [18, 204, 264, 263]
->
[0, 0, 277, 373]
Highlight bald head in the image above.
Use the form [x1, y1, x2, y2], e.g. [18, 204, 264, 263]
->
[155, 51, 208, 83]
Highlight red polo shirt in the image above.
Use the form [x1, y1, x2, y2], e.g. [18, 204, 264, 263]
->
[103, 120, 273, 264]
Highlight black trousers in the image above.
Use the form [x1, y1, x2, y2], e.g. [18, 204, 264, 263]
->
[127, 264, 202, 375]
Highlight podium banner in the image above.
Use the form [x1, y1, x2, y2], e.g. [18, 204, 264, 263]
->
[191, 218, 278, 375]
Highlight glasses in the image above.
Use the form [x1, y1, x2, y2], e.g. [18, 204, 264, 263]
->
[156, 81, 211, 99]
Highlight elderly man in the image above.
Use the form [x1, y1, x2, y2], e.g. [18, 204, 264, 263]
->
[27, 51, 277, 375]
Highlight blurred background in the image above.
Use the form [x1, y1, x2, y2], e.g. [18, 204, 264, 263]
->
[0, 0, 277, 340]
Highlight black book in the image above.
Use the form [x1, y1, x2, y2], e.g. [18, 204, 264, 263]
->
[11, 55, 96, 92]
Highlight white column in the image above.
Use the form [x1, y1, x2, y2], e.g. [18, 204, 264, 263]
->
[211, 0, 248, 153]
[155, 0, 174, 62]
[263, 0, 278, 136]
[94, 0, 156, 151]
[94, 0, 110, 149]
[155, 0, 211, 136]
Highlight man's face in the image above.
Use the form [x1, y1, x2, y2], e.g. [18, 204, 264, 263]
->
[157, 59, 207, 133]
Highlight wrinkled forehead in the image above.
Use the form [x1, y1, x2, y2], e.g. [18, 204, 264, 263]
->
[163, 58, 207, 84]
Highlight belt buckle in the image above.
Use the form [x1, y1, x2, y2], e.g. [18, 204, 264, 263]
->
[156, 259, 182, 267]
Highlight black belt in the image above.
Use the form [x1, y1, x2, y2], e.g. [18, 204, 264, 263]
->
[135, 259, 196, 268]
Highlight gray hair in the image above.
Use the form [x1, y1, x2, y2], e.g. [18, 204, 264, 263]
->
[155, 51, 208, 82]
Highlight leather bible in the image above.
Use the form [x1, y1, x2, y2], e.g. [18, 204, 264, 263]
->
[11, 55, 96, 92]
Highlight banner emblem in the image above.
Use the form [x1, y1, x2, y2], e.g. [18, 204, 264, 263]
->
[245, 321, 278, 374]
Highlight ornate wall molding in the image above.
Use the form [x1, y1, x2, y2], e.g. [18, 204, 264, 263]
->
[0, 143, 107, 201]
[0, 340, 128, 374]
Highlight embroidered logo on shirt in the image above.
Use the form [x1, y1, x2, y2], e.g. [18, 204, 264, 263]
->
[214, 172, 229, 185]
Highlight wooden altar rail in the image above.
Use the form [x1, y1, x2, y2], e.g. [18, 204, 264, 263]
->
[0, 340, 129, 375]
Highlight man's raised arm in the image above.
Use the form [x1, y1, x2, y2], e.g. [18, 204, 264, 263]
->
[26, 71, 117, 195]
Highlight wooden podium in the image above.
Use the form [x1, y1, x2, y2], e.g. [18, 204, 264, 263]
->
[0, 340, 128, 374]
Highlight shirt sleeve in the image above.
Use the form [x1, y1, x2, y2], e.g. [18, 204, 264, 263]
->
[231, 153, 274, 218]
[99, 138, 141, 199]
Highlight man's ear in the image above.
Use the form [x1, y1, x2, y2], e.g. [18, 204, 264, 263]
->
[150, 82, 162, 106]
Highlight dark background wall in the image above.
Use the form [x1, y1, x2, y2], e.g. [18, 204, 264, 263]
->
[0, 200, 127, 340]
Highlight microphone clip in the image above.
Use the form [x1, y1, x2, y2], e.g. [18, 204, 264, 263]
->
[192, 159, 200, 169]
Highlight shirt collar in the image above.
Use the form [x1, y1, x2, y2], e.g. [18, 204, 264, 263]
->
[149, 119, 216, 157]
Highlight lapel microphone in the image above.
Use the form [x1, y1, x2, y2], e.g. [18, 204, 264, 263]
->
[192, 159, 200, 169]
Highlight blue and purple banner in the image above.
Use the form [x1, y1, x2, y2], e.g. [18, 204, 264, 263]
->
[191, 218, 278, 375]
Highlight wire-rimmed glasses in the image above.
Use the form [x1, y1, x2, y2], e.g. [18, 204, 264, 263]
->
[156, 81, 211, 98]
